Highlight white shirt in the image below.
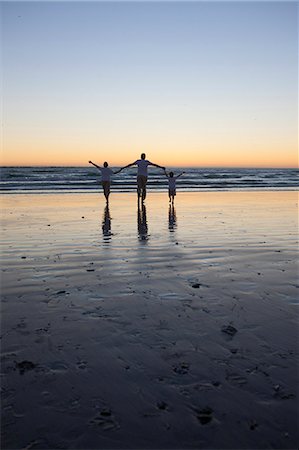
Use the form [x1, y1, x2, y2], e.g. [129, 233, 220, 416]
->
[134, 159, 152, 177]
[168, 177, 177, 190]
[99, 167, 114, 182]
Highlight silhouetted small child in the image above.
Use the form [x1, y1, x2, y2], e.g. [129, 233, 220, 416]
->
[164, 170, 185, 203]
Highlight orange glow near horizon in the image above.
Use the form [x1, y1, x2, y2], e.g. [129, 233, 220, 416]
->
[2, 155, 297, 168]
[2, 140, 297, 168]
[2, 106, 297, 168]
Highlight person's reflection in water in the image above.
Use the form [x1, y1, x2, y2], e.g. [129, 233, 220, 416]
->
[168, 203, 177, 232]
[102, 204, 113, 242]
[137, 203, 148, 242]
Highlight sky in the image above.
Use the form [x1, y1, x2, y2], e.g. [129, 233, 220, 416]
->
[1, 1, 298, 167]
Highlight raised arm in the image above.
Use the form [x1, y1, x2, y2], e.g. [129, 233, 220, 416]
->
[150, 162, 166, 170]
[176, 171, 185, 179]
[164, 169, 170, 178]
[118, 161, 136, 172]
[89, 161, 100, 169]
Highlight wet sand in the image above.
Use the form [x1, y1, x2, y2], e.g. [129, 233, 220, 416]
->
[1, 191, 298, 449]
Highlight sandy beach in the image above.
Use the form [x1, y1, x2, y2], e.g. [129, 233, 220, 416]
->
[1, 191, 298, 449]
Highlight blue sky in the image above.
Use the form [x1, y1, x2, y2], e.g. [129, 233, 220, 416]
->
[2, 1, 298, 167]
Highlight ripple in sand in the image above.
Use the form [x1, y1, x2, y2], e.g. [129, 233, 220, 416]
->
[226, 373, 248, 386]
[159, 293, 186, 301]
[47, 361, 68, 373]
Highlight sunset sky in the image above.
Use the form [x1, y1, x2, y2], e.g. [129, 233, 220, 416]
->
[2, 1, 298, 168]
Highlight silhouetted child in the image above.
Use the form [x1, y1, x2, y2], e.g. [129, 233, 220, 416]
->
[164, 170, 185, 203]
[89, 161, 121, 203]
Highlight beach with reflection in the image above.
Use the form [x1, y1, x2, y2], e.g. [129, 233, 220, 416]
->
[1, 191, 298, 449]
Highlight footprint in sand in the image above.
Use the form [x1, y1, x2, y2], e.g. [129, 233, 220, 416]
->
[76, 360, 87, 370]
[89, 409, 120, 431]
[221, 325, 238, 337]
[273, 384, 295, 400]
[173, 362, 190, 375]
[157, 401, 169, 411]
[15, 360, 37, 375]
[195, 407, 214, 425]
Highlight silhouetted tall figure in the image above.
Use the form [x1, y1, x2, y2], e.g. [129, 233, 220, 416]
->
[119, 153, 165, 203]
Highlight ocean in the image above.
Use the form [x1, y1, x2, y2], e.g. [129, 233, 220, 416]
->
[0, 166, 298, 194]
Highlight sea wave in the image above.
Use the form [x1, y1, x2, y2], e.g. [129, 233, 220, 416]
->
[0, 167, 298, 193]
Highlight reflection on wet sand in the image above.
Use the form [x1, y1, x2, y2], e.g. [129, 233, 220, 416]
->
[137, 203, 148, 242]
[102, 204, 112, 241]
[2, 192, 298, 450]
[168, 204, 177, 232]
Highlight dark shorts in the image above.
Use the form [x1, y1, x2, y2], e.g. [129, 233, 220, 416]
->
[169, 188, 176, 196]
[137, 175, 147, 190]
[102, 181, 111, 192]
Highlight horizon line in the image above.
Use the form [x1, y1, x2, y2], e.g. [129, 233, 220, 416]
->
[0, 165, 298, 170]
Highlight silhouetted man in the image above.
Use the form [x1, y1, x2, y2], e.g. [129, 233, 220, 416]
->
[120, 153, 165, 202]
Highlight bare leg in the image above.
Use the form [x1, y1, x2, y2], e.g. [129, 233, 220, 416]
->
[103, 182, 111, 203]
[104, 187, 109, 203]
[142, 187, 146, 202]
[137, 187, 141, 204]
